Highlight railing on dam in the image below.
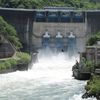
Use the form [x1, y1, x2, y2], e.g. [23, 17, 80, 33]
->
[0, 7, 85, 23]
[35, 11, 84, 23]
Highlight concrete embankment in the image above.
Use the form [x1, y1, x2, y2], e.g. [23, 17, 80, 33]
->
[0, 52, 38, 74]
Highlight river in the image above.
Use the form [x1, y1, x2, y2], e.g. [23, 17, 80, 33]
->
[0, 51, 96, 100]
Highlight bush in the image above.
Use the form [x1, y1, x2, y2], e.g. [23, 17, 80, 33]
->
[83, 61, 94, 72]
[4, 60, 11, 69]
[7, 59, 18, 67]
[86, 31, 100, 46]
[83, 61, 99, 72]
[0, 52, 31, 72]
[7, 36, 22, 49]
[85, 73, 100, 97]
[0, 62, 7, 70]
[72, 61, 79, 70]
[0, 16, 22, 50]
[16, 52, 31, 65]
[0, 58, 18, 71]
[86, 35, 98, 46]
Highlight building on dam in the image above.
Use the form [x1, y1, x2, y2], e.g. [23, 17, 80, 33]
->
[0, 7, 100, 53]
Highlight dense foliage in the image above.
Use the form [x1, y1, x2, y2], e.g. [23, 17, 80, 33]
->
[86, 31, 100, 46]
[83, 61, 99, 72]
[16, 52, 31, 65]
[0, 0, 100, 10]
[84, 31, 100, 99]
[0, 52, 31, 71]
[0, 59, 18, 71]
[0, 16, 22, 50]
[85, 73, 100, 98]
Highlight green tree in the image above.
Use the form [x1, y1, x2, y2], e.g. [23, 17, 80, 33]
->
[0, 0, 100, 10]
[85, 73, 100, 98]
[16, 52, 31, 65]
[86, 31, 100, 46]
[0, 16, 22, 50]
[4, 60, 11, 69]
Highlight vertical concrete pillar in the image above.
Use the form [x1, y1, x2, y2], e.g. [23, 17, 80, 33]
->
[70, 11, 74, 23]
[58, 11, 61, 22]
[95, 47, 97, 62]
[45, 11, 49, 22]
[33, 11, 37, 22]
[29, 18, 34, 52]
[85, 12, 87, 23]
[26, 18, 29, 45]
[82, 11, 85, 23]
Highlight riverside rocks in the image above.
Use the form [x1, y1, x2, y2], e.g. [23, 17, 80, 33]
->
[82, 73, 100, 100]
[82, 92, 100, 100]
[82, 92, 90, 99]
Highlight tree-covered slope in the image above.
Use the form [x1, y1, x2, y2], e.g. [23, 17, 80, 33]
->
[0, 16, 22, 50]
[0, 0, 100, 10]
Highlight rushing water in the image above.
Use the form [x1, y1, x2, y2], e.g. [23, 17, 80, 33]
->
[0, 50, 96, 100]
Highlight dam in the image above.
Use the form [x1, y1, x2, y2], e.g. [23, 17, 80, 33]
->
[0, 7, 98, 100]
[0, 7, 100, 53]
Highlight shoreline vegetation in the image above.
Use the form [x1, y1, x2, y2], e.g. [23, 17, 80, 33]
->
[72, 31, 100, 100]
[0, 52, 31, 73]
[0, 16, 31, 73]
[82, 73, 100, 100]
[83, 31, 100, 100]
[0, 16, 22, 50]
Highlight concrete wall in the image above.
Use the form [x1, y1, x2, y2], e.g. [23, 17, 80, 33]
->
[0, 43, 15, 58]
[0, 9, 34, 52]
[32, 22, 87, 52]
[87, 18, 100, 34]
[1, 15, 92, 53]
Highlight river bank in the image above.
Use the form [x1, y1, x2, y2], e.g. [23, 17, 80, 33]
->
[0, 52, 33, 74]
[72, 47, 100, 100]
[81, 73, 100, 100]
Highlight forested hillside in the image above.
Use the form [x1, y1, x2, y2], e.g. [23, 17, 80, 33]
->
[0, 0, 100, 10]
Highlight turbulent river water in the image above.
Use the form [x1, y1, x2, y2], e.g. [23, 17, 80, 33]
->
[0, 50, 96, 100]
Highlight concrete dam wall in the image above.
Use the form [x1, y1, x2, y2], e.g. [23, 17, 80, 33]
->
[32, 22, 88, 52]
[0, 8, 100, 53]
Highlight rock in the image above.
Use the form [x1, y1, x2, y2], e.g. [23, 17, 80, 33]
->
[82, 92, 89, 98]
[97, 96, 100, 100]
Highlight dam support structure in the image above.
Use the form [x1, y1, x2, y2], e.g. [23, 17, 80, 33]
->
[0, 7, 100, 53]
[32, 22, 87, 53]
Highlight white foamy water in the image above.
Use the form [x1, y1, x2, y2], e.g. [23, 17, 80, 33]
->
[0, 50, 96, 100]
